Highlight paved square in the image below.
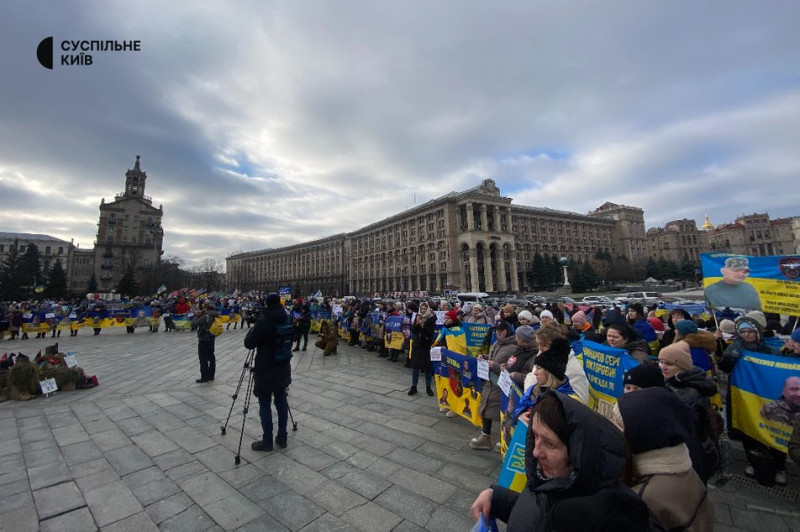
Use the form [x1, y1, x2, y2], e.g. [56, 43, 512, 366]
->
[1, 326, 798, 530]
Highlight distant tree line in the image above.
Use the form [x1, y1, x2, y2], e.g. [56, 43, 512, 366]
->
[523, 250, 699, 293]
[0, 238, 225, 300]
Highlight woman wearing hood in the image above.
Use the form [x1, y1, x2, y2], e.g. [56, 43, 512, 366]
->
[660, 308, 693, 348]
[614, 387, 715, 531]
[471, 391, 656, 531]
[408, 301, 437, 397]
[658, 341, 719, 484]
[470, 320, 517, 451]
[605, 323, 651, 364]
[718, 317, 785, 486]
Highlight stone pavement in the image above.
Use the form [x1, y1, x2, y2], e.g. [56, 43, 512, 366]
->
[0, 326, 798, 531]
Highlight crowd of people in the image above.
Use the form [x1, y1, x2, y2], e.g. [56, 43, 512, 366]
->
[323, 295, 799, 530]
[3, 291, 799, 529]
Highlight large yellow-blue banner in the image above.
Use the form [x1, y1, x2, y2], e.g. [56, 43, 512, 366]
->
[434, 349, 483, 427]
[496, 378, 526, 492]
[577, 340, 640, 419]
[701, 253, 800, 314]
[384, 316, 405, 350]
[730, 350, 800, 452]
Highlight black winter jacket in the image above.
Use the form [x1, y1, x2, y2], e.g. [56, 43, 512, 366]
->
[489, 391, 657, 531]
[244, 303, 292, 396]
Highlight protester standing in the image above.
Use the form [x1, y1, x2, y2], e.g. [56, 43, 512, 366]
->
[245, 293, 292, 452]
[191, 301, 219, 383]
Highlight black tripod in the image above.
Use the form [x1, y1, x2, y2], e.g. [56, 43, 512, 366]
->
[221, 349, 298, 465]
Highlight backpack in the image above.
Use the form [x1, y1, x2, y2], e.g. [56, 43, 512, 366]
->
[273, 319, 295, 361]
[209, 317, 224, 337]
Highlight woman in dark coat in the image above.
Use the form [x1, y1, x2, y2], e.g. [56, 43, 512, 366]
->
[471, 391, 656, 531]
[408, 301, 437, 396]
[471, 321, 517, 450]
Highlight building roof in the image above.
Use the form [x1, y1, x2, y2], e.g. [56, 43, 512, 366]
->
[0, 232, 71, 244]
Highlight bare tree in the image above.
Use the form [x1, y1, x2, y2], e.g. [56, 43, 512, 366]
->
[192, 258, 224, 292]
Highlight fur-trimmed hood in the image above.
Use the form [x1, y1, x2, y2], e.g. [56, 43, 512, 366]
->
[683, 330, 716, 352]
[633, 443, 692, 477]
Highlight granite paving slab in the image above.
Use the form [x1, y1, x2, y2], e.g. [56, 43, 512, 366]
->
[0, 331, 797, 531]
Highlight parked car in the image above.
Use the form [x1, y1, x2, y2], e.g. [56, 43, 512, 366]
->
[582, 295, 614, 306]
[614, 292, 663, 307]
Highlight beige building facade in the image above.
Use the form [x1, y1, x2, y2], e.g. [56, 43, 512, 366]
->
[94, 156, 164, 293]
[226, 180, 648, 296]
[647, 213, 800, 263]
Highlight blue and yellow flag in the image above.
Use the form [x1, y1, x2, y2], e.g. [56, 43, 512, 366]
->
[701, 253, 800, 314]
[730, 350, 800, 452]
[576, 340, 640, 419]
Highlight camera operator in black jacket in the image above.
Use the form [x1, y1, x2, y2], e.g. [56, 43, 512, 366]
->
[244, 294, 292, 452]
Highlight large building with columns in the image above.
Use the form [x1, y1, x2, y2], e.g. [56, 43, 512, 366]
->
[226, 179, 647, 296]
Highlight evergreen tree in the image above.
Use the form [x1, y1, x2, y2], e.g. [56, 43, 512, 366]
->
[550, 254, 562, 289]
[0, 239, 25, 301]
[20, 243, 43, 294]
[86, 272, 98, 293]
[45, 261, 68, 299]
[116, 267, 139, 297]
[582, 261, 599, 290]
[607, 256, 634, 283]
[646, 258, 659, 279]
[571, 260, 586, 293]
[532, 252, 548, 289]
[681, 259, 695, 280]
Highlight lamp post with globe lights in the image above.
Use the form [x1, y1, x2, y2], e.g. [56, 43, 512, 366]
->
[559, 256, 570, 288]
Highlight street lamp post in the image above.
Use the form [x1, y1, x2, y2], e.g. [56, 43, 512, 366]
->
[559, 256, 570, 288]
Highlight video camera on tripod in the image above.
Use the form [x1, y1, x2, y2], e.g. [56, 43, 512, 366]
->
[220, 348, 297, 465]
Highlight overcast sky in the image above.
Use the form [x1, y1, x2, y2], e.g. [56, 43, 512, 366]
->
[2, 1, 799, 270]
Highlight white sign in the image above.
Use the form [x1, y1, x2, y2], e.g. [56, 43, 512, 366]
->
[64, 353, 78, 368]
[429, 347, 443, 362]
[497, 369, 512, 396]
[434, 311, 446, 325]
[477, 359, 489, 381]
[39, 378, 58, 395]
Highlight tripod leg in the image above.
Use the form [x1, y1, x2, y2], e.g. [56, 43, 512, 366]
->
[235, 366, 255, 465]
[222, 349, 255, 436]
[286, 390, 298, 431]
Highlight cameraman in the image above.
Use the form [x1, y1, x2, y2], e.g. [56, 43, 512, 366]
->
[244, 293, 292, 452]
[191, 301, 219, 383]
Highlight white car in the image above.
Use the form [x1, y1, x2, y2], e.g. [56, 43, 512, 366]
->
[582, 296, 614, 305]
[614, 292, 662, 307]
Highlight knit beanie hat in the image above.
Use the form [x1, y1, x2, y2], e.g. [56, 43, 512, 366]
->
[535, 338, 570, 380]
[515, 325, 535, 342]
[445, 309, 459, 322]
[658, 341, 693, 371]
[647, 316, 665, 332]
[539, 310, 554, 320]
[719, 319, 735, 335]
[628, 302, 645, 316]
[675, 319, 698, 336]
[603, 308, 625, 326]
[518, 310, 534, 322]
[571, 310, 587, 323]
[745, 310, 767, 329]
[623, 362, 666, 390]
[792, 328, 800, 344]
[616, 387, 694, 455]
